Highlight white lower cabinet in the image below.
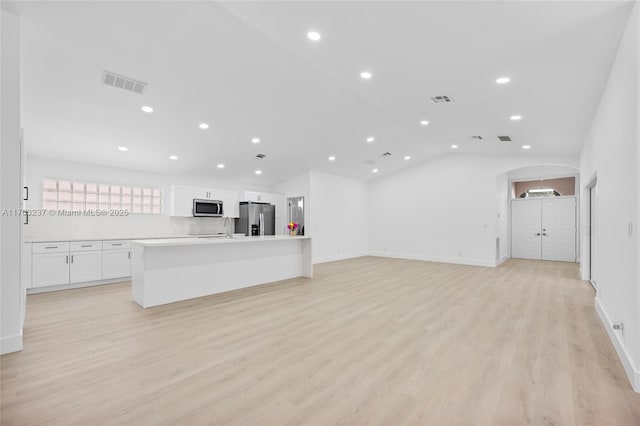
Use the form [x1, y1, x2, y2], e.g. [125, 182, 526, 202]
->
[30, 239, 131, 290]
[102, 249, 131, 279]
[32, 252, 70, 288]
[70, 250, 102, 283]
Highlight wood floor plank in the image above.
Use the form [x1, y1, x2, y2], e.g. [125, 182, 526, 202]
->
[2, 257, 639, 425]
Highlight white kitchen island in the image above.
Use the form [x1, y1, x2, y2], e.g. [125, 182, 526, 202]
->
[130, 235, 312, 308]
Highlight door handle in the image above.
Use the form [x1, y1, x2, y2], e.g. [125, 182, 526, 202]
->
[71, 255, 74, 263]
[542, 233, 548, 236]
[23, 186, 29, 201]
[24, 212, 29, 225]
[535, 233, 541, 236]
[66, 255, 69, 264]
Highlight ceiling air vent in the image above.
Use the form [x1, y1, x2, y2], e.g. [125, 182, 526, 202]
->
[102, 71, 147, 94]
[430, 95, 453, 103]
[255, 153, 266, 159]
[470, 136, 484, 141]
[498, 136, 512, 142]
[381, 152, 392, 157]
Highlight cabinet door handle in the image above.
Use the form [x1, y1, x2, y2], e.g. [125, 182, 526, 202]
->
[71, 255, 74, 263]
[23, 186, 28, 201]
[45, 246, 58, 249]
[112, 243, 122, 246]
[128, 252, 131, 259]
[24, 213, 29, 225]
[66, 255, 69, 264]
[81, 245, 91, 248]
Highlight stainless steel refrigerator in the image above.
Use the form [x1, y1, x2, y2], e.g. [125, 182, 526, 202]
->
[235, 202, 276, 236]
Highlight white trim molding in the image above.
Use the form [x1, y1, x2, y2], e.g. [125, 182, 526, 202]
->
[368, 251, 496, 268]
[1, 333, 23, 355]
[313, 251, 368, 265]
[595, 297, 639, 393]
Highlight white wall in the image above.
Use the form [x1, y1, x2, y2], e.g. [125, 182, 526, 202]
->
[276, 170, 368, 263]
[309, 171, 368, 263]
[579, 3, 639, 391]
[1, 10, 23, 354]
[24, 155, 274, 240]
[368, 154, 578, 267]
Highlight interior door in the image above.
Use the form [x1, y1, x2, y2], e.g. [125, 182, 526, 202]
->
[590, 186, 597, 286]
[511, 199, 542, 259]
[541, 198, 576, 262]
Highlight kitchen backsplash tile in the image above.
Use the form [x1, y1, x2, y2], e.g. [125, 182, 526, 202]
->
[24, 214, 234, 241]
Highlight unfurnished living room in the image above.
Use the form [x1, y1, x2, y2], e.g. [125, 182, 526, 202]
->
[1, 1, 639, 425]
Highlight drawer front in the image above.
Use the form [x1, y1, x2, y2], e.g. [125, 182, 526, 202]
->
[70, 241, 102, 252]
[102, 240, 131, 250]
[32, 242, 70, 254]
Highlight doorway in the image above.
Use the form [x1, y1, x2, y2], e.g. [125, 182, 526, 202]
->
[287, 196, 305, 236]
[588, 182, 597, 288]
[511, 197, 577, 261]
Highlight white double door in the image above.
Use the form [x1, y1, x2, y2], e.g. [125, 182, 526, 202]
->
[511, 197, 576, 262]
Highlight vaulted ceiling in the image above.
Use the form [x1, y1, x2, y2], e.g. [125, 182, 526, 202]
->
[12, 0, 634, 186]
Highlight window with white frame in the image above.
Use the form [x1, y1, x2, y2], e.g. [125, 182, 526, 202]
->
[42, 179, 164, 214]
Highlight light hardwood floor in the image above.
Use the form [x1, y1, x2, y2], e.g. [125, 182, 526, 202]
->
[2, 257, 639, 425]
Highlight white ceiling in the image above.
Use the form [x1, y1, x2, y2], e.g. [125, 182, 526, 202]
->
[13, 0, 634, 186]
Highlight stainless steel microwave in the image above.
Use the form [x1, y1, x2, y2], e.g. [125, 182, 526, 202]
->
[192, 199, 223, 217]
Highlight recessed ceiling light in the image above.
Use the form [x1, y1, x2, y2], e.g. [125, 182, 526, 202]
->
[496, 77, 511, 84]
[217, 163, 225, 169]
[169, 155, 178, 160]
[510, 115, 522, 121]
[522, 145, 531, 150]
[404, 155, 411, 160]
[118, 146, 128, 152]
[366, 137, 375, 143]
[307, 31, 321, 41]
[372, 168, 379, 173]
[199, 123, 209, 130]
[451, 145, 459, 149]
[420, 120, 429, 126]
[360, 71, 373, 80]
[328, 156, 336, 161]
[141, 106, 153, 113]
[251, 137, 260, 144]
[255, 170, 262, 175]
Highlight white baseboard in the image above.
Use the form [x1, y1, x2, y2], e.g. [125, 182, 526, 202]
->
[595, 297, 639, 392]
[496, 255, 510, 266]
[313, 251, 368, 264]
[368, 251, 496, 267]
[1, 333, 23, 355]
[27, 277, 130, 294]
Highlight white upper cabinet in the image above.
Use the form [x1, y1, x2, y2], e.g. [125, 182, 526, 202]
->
[170, 185, 240, 218]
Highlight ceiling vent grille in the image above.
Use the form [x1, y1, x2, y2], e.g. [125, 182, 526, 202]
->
[430, 95, 453, 103]
[498, 136, 512, 142]
[470, 136, 484, 141]
[255, 153, 266, 159]
[381, 152, 392, 157]
[102, 71, 147, 94]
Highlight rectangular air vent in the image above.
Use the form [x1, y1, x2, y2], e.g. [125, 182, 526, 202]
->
[430, 95, 453, 103]
[255, 153, 266, 159]
[470, 136, 484, 141]
[498, 136, 512, 142]
[102, 71, 147, 94]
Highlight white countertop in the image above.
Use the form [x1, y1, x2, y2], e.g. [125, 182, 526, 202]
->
[131, 235, 311, 247]
[25, 234, 228, 243]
